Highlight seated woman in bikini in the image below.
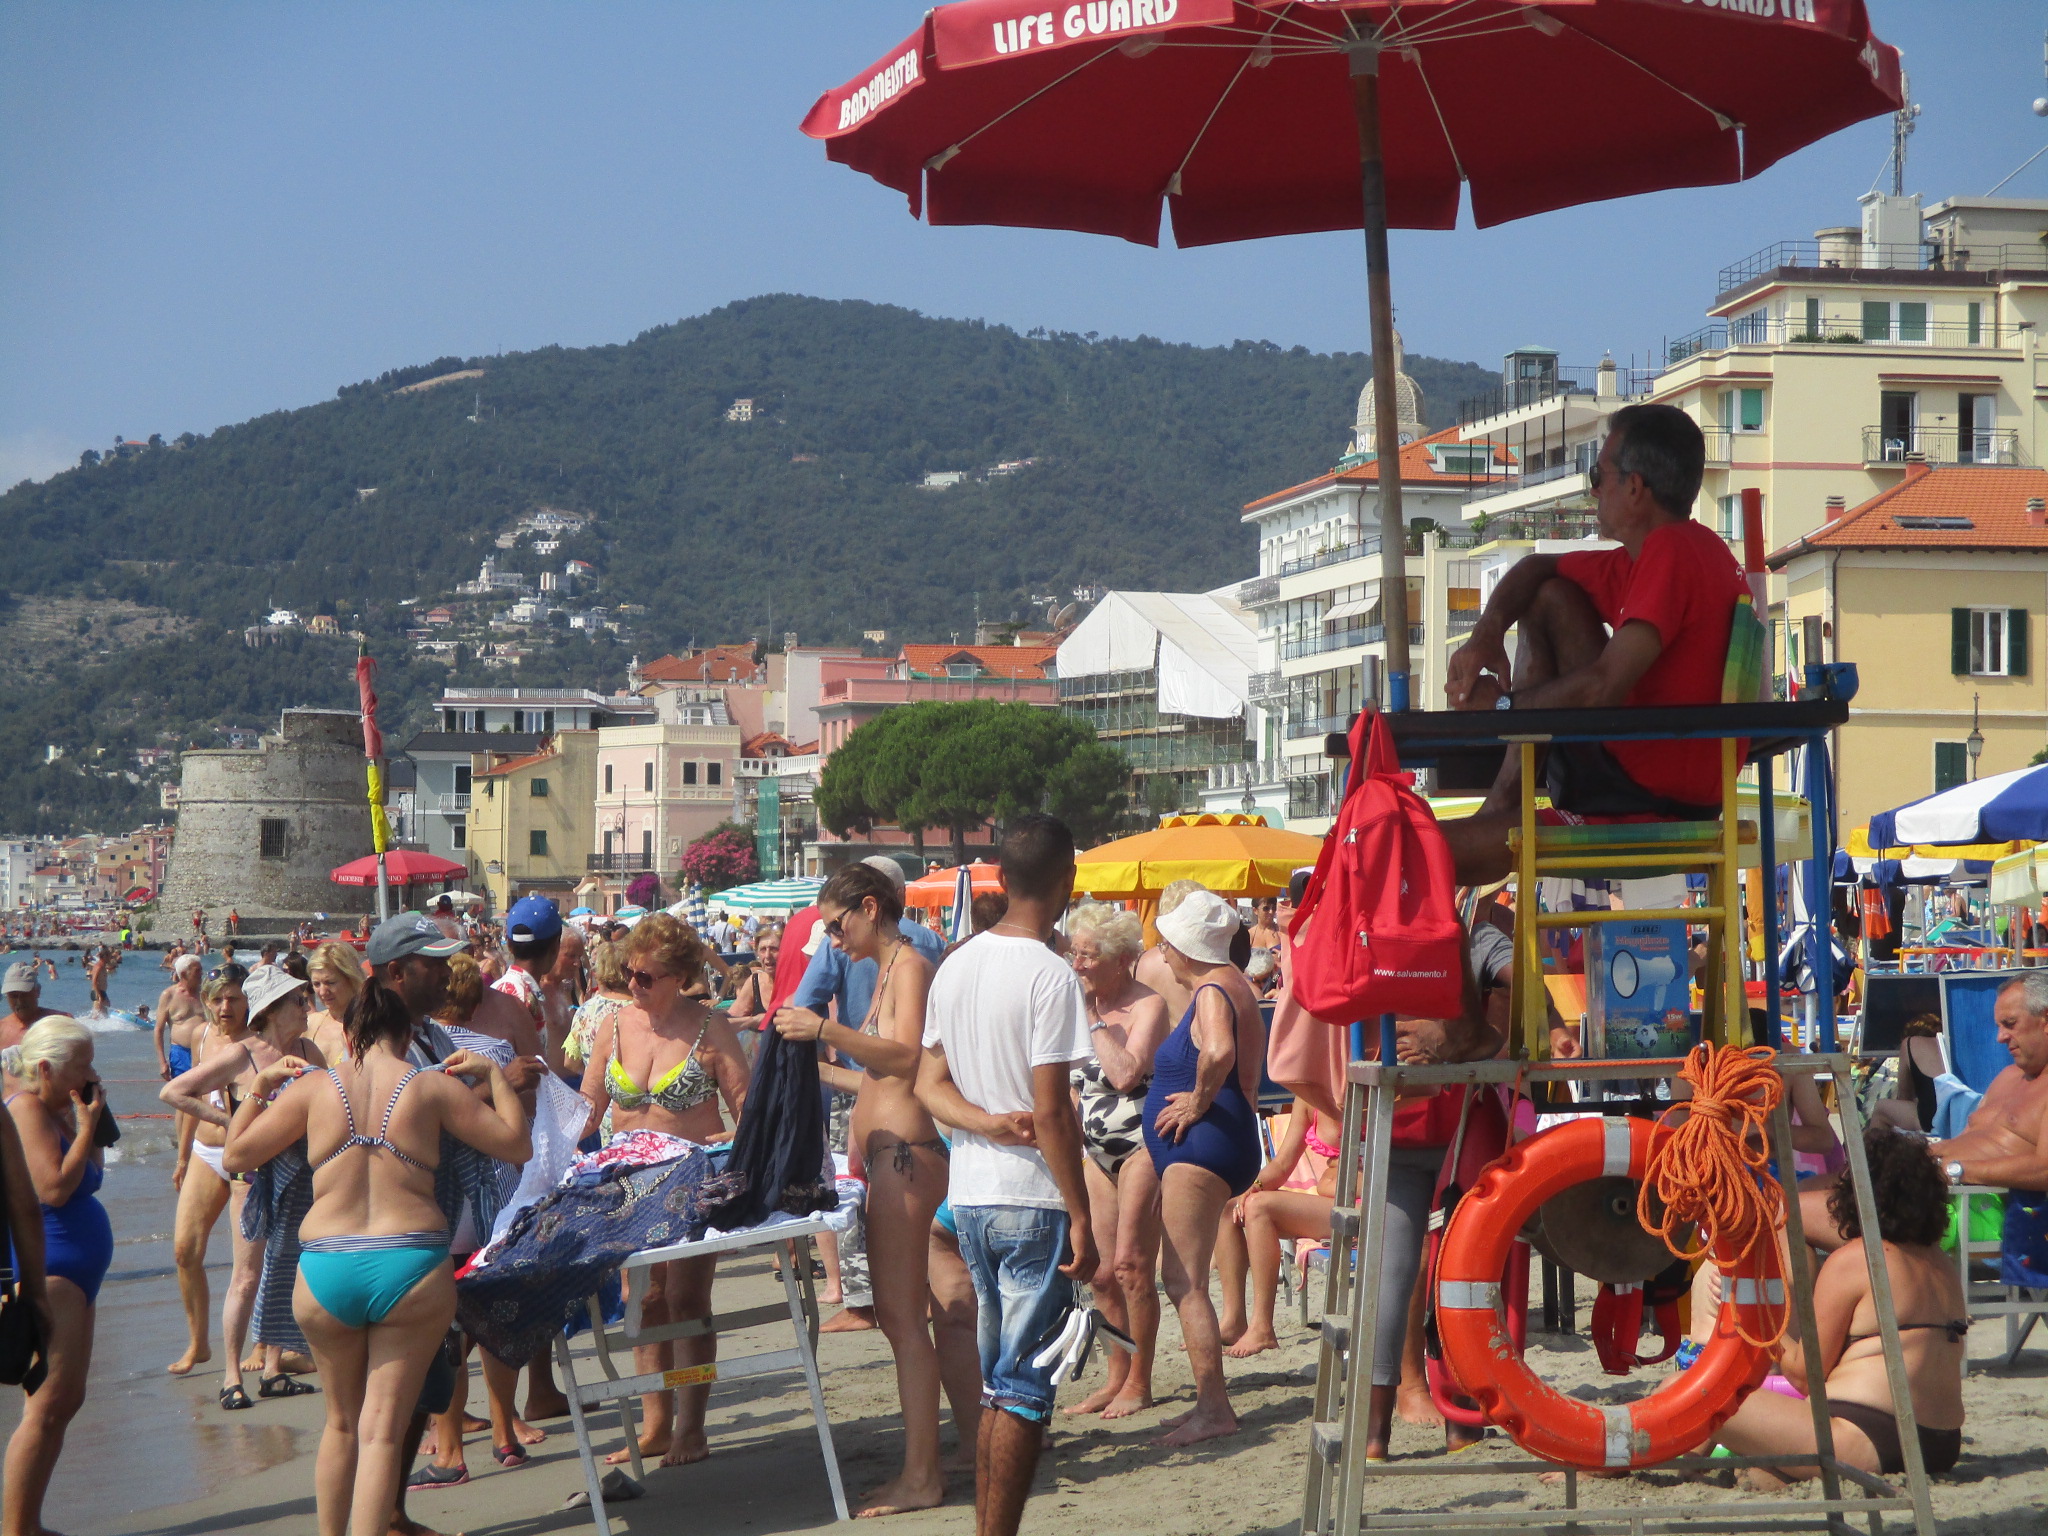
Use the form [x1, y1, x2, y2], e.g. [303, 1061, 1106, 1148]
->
[1710, 1125, 1967, 1485]
[578, 913, 749, 1468]
[162, 964, 327, 1409]
[222, 969, 528, 1536]
[776, 862, 978, 1516]
[1221, 1102, 1341, 1359]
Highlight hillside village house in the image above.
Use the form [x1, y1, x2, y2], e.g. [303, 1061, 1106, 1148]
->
[466, 731, 599, 913]
[1770, 466, 2048, 833]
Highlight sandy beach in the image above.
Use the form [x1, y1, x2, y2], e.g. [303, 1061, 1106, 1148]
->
[7, 950, 2045, 1536]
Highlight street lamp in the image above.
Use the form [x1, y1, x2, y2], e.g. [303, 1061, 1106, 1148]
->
[1967, 692, 1984, 781]
[1240, 786, 1257, 819]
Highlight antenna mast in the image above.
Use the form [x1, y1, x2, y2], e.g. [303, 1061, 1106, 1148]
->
[1892, 70, 1919, 197]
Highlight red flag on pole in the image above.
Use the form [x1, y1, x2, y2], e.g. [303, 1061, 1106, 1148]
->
[356, 647, 384, 762]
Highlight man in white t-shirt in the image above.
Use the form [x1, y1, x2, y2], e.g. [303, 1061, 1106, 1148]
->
[917, 814, 1096, 1536]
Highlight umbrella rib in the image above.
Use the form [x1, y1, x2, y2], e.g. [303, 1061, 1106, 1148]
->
[923, 41, 1129, 169]
[1163, 6, 1294, 197]
[1404, 44, 1468, 184]
[1541, 11, 1742, 133]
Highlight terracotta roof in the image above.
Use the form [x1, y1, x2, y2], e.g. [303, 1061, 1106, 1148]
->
[898, 644, 1057, 679]
[1767, 464, 2048, 567]
[640, 645, 763, 683]
[742, 731, 793, 755]
[477, 745, 557, 777]
[1241, 424, 1516, 513]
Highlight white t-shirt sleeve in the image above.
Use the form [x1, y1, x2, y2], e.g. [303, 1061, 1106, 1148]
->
[1028, 966, 1092, 1067]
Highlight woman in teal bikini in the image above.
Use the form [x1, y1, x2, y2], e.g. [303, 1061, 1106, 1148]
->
[578, 913, 749, 1468]
[224, 972, 527, 1536]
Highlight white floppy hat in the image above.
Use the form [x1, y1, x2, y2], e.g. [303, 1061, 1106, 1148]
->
[243, 965, 309, 1025]
[1156, 890, 1240, 966]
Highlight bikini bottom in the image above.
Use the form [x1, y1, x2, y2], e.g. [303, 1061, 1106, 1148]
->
[299, 1234, 450, 1328]
[1829, 1398, 1962, 1476]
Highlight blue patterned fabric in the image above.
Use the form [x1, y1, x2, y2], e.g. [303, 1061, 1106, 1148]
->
[241, 1141, 314, 1352]
[454, 1143, 713, 1364]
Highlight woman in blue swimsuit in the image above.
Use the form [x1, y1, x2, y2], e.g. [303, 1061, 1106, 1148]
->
[225, 970, 528, 1536]
[4, 1015, 113, 1536]
[1143, 890, 1265, 1450]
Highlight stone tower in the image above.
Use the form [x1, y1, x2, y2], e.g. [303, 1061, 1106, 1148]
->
[1352, 329, 1427, 455]
[153, 709, 379, 937]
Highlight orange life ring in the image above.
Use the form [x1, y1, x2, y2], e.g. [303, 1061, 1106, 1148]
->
[1436, 1116, 1779, 1468]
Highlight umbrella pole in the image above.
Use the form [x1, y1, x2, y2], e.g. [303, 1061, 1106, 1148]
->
[376, 854, 391, 923]
[1347, 38, 1412, 712]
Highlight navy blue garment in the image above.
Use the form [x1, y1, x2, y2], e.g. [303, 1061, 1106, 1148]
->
[698, 1021, 837, 1232]
[1143, 983, 1261, 1198]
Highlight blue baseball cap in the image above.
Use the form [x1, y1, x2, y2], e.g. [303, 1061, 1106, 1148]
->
[506, 895, 564, 945]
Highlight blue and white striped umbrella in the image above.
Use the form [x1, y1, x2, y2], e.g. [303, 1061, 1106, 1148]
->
[1869, 765, 2048, 848]
[947, 863, 974, 944]
[667, 883, 713, 941]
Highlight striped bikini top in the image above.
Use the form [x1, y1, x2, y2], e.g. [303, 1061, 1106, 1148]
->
[315, 1065, 435, 1173]
[605, 1030, 716, 1114]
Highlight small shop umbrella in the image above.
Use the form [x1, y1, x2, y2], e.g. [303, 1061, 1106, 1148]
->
[1074, 813, 1323, 899]
[330, 850, 468, 888]
[805, 0, 1902, 709]
[905, 861, 1003, 907]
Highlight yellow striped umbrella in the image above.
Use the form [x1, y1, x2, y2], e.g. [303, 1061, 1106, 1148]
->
[1072, 814, 1324, 900]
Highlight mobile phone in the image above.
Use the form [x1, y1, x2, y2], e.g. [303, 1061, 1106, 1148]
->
[79, 1081, 98, 1105]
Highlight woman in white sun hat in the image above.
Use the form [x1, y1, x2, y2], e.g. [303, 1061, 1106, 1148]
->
[1142, 888, 1264, 1449]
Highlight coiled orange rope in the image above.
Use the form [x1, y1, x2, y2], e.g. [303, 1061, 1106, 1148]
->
[1636, 1042, 1789, 1347]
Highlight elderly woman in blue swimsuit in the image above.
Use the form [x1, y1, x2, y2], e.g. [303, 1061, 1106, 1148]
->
[224, 969, 527, 1536]
[4, 1016, 112, 1536]
[579, 913, 750, 1469]
[1143, 890, 1265, 1450]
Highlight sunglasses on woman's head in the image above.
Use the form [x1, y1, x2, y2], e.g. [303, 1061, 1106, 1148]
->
[210, 962, 248, 982]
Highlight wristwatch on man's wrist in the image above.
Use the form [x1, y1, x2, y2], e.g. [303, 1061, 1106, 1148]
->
[1493, 690, 1513, 711]
[1945, 1159, 1966, 1187]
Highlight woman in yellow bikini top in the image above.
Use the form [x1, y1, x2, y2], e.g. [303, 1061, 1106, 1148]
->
[604, 1033, 717, 1114]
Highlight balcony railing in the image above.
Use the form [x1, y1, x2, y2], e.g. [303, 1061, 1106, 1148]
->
[430, 793, 471, 813]
[1287, 712, 1358, 741]
[1861, 426, 2022, 466]
[1448, 610, 1481, 633]
[1279, 538, 1378, 579]
[586, 851, 655, 872]
[1716, 239, 2048, 295]
[1669, 314, 2016, 362]
[1465, 512, 1603, 543]
[1457, 367, 1656, 427]
[1237, 575, 1280, 605]
[1281, 624, 1423, 661]
[1289, 773, 1334, 820]
[1246, 670, 1286, 703]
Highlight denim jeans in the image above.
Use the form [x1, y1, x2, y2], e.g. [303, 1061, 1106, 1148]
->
[952, 1205, 1073, 1423]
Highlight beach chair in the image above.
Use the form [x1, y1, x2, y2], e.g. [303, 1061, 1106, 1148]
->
[1505, 594, 1767, 1061]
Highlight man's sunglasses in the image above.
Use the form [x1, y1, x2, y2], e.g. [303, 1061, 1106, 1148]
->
[625, 967, 673, 989]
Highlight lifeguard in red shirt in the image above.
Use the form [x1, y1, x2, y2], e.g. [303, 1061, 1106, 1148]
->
[1442, 403, 1747, 886]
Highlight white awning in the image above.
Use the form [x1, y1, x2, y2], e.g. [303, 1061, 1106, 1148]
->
[1321, 598, 1374, 624]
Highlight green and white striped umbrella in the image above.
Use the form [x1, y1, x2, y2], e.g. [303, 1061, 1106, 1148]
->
[706, 877, 824, 915]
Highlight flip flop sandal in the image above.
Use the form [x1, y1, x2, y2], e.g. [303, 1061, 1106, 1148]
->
[220, 1383, 254, 1411]
[258, 1374, 318, 1398]
[407, 1462, 472, 1490]
[494, 1443, 531, 1469]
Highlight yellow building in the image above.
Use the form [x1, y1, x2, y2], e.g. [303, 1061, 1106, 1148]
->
[467, 730, 599, 915]
[1770, 465, 2048, 833]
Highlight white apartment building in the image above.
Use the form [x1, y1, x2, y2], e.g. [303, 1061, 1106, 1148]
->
[0, 841, 34, 910]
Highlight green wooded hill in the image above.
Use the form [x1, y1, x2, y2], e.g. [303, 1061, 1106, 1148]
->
[0, 294, 1496, 832]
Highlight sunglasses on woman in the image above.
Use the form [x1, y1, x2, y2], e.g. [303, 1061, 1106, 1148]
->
[209, 962, 248, 983]
[624, 966, 673, 989]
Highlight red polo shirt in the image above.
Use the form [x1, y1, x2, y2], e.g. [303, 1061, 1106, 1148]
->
[1555, 519, 1746, 809]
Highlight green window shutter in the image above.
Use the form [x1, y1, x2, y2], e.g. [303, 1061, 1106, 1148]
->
[1897, 302, 1927, 343]
[529, 829, 548, 857]
[1934, 742, 1968, 793]
[1863, 301, 1892, 341]
[1739, 388, 1764, 431]
[1804, 297, 1821, 337]
[2009, 610, 2029, 677]
[1951, 609, 1970, 674]
[1967, 302, 1983, 346]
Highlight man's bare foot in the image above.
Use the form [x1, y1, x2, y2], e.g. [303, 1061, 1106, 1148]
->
[462, 1412, 490, 1434]
[166, 1344, 212, 1376]
[1395, 1384, 1444, 1427]
[659, 1429, 710, 1467]
[1157, 1405, 1195, 1432]
[1153, 1406, 1238, 1448]
[821, 1306, 878, 1333]
[1099, 1390, 1153, 1421]
[1062, 1382, 1122, 1415]
[1219, 1317, 1248, 1347]
[604, 1430, 669, 1466]
[522, 1391, 570, 1421]
[855, 1473, 946, 1517]
[1224, 1329, 1280, 1359]
[511, 1417, 547, 1447]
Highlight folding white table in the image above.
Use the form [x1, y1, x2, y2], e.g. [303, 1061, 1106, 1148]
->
[554, 1215, 851, 1535]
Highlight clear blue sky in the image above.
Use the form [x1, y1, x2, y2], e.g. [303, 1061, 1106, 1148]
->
[3, 1, 2045, 490]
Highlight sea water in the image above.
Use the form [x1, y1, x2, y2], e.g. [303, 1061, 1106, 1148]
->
[0, 949, 300, 1530]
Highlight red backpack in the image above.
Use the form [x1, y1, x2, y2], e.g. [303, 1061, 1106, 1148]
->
[1288, 707, 1464, 1022]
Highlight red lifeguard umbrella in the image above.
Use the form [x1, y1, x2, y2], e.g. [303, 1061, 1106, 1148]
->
[804, 0, 1902, 705]
[330, 850, 468, 888]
